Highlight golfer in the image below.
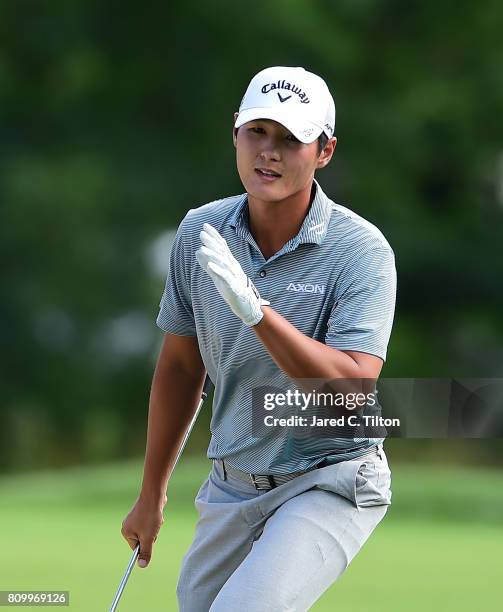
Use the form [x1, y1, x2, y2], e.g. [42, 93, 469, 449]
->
[121, 66, 397, 611]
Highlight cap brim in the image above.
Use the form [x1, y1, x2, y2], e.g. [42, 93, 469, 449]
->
[234, 107, 323, 144]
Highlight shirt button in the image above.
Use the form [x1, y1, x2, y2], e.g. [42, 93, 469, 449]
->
[259, 270, 266, 278]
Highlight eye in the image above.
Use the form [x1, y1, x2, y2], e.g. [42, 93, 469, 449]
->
[248, 126, 265, 134]
[286, 134, 300, 143]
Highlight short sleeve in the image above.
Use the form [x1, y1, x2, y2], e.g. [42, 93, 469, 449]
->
[156, 217, 196, 336]
[325, 247, 397, 361]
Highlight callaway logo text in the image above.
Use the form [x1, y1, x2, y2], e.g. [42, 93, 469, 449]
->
[261, 80, 310, 104]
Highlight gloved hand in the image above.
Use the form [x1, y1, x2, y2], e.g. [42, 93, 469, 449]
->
[195, 223, 270, 327]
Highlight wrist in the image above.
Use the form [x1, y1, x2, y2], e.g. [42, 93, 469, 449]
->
[242, 279, 270, 326]
[250, 303, 271, 327]
[139, 485, 167, 506]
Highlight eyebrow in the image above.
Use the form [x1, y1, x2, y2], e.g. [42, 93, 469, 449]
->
[249, 120, 295, 137]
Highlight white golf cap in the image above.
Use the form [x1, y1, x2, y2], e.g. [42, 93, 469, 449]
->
[234, 66, 336, 144]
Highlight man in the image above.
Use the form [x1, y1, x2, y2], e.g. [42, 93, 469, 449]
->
[121, 66, 396, 611]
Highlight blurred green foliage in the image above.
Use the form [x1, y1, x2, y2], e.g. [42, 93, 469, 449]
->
[1, 0, 502, 471]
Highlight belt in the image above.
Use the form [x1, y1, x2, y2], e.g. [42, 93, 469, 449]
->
[216, 444, 382, 491]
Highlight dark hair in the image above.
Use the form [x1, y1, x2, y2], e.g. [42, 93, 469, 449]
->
[317, 132, 329, 155]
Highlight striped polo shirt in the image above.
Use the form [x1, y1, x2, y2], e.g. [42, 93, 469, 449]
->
[157, 179, 397, 474]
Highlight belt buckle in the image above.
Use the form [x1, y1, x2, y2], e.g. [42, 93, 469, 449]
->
[250, 474, 263, 490]
[250, 473, 275, 490]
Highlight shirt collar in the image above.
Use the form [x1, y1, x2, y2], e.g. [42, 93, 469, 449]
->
[227, 179, 332, 246]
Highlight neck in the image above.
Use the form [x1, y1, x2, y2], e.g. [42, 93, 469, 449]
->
[247, 181, 316, 260]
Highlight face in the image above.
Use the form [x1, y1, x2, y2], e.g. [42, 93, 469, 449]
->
[233, 116, 336, 203]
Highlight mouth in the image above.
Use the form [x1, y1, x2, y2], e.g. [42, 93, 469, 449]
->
[255, 168, 282, 181]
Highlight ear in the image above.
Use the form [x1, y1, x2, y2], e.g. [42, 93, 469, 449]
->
[316, 137, 337, 169]
[233, 112, 239, 147]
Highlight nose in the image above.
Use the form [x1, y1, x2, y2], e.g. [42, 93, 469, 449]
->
[258, 135, 281, 162]
[259, 147, 280, 163]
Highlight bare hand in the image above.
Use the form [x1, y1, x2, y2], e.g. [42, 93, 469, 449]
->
[120, 493, 167, 568]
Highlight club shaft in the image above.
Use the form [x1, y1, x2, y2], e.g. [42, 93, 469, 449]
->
[172, 375, 212, 469]
[109, 544, 139, 612]
[109, 375, 212, 611]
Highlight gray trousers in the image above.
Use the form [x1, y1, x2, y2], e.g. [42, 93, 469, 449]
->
[177, 446, 392, 611]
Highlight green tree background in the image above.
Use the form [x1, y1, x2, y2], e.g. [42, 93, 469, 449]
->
[1, 0, 502, 472]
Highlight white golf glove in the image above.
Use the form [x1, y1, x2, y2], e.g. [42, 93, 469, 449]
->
[195, 223, 270, 327]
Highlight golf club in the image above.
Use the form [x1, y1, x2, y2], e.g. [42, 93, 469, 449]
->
[109, 375, 213, 612]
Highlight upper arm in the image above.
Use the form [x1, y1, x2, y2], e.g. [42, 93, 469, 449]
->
[325, 246, 397, 363]
[155, 333, 206, 385]
[342, 349, 384, 380]
[157, 216, 197, 336]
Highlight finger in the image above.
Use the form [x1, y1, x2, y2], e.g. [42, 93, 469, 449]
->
[195, 246, 217, 271]
[196, 247, 223, 274]
[138, 537, 155, 568]
[200, 231, 245, 279]
[200, 230, 227, 256]
[121, 521, 139, 550]
[207, 261, 234, 285]
[125, 536, 139, 551]
[200, 230, 232, 263]
[196, 245, 229, 271]
[195, 247, 208, 272]
[202, 223, 224, 241]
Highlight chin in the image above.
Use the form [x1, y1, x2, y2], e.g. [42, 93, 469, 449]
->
[243, 176, 289, 202]
[248, 186, 286, 203]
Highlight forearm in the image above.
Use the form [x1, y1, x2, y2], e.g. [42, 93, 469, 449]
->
[195, 226, 360, 380]
[254, 306, 361, 381]
[140, 361, 206, 503]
